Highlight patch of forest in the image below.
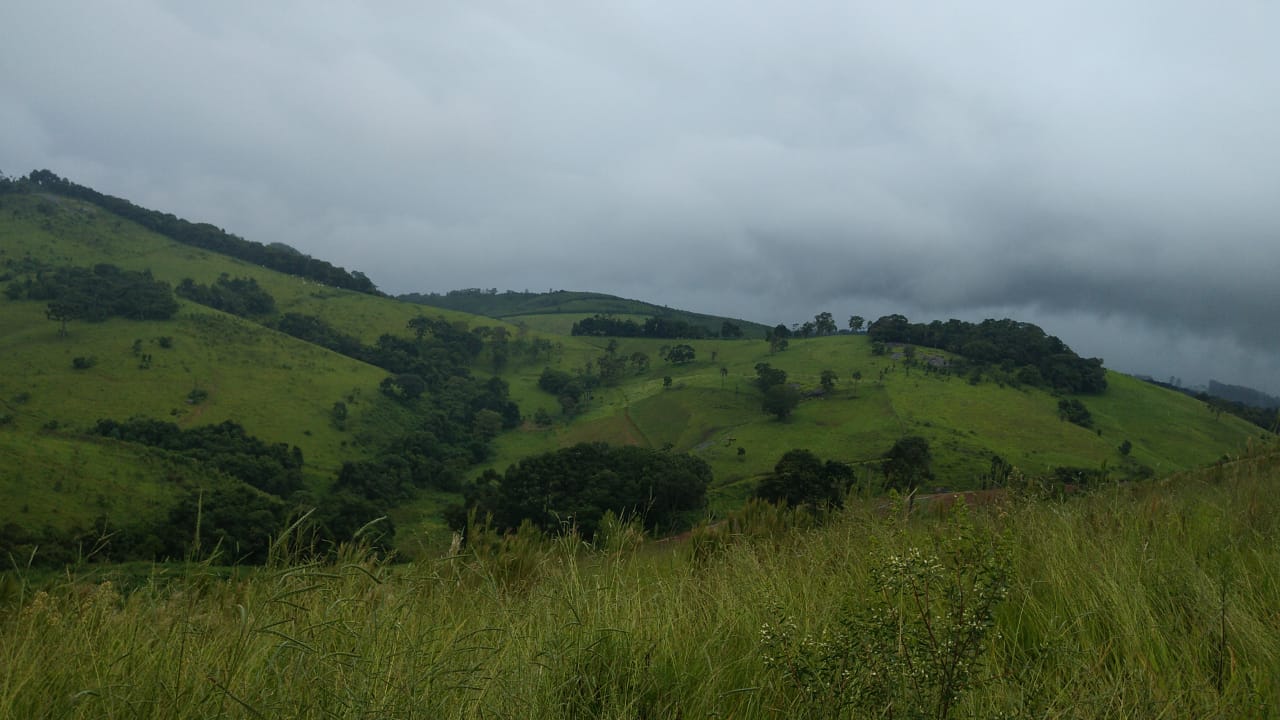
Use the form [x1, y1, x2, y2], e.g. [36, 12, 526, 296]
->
[570, 313, 745, 339]
[866, 314, 1107, 394]
[3, 261, 179, 329]
[175, 274, 277, 318]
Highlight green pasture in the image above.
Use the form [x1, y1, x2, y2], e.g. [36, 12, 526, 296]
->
[0, 190, 1267, 551]
[0, 431, 205, 535]
[486, 334, 1261, 511]
[0, 299, 399, 477]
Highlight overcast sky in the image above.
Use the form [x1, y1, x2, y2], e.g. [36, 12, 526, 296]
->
[3, 2, 1278, 395]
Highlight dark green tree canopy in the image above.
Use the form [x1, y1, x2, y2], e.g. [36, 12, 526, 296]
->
[176, 274, 276, 318]
[866, 315, 1106, 394]
[814, 311, 837, 336]
[882, 435, 935, 492]
[755, 449, 854, 508]
[755, 363, 788, 392]
[571, 314, 711, 339]
[1057, 398, 1093, 428]
[9, 262, 178, 325]
[762, 384, 801, 420]
[458, 442, 711, 538]
[666, 344, 696, 364]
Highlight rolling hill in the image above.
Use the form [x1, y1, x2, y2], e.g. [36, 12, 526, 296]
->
[399, 288, 774, 337]
[0, 176, 1269, 564]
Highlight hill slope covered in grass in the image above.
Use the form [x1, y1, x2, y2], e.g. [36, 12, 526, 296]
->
[0, 176, 1268, 566]
[484, 331, 1263, 513]
[0, 188, 556, 560]
[3, 442, 1278, 718]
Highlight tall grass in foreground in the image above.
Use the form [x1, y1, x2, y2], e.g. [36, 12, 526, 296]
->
[2, 444, 1279, 718]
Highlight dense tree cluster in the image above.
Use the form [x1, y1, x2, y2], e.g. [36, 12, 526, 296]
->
[664, 344, 696, 364]
[538, 367, 596, 416]
[571, 314, 713, 339]
[176, 274, 277, 317]
[1057, 399, 1094, 428]
[93, 418, 305, 497]
[867, 315, 1107, 394]
[754, 363, 788, 391]
[5, 262, 178, 328]
[755, 449, 854, 508]
[455, 443, 712, 538]
[275, 312, 365, 357]
[753, 363, 800, 419]
[340, 373, 519, 499]
[275, 314, 514, 415]
[6, 170, 377, 293]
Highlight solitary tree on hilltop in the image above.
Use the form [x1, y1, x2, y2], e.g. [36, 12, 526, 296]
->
[849, 315, 865, 333]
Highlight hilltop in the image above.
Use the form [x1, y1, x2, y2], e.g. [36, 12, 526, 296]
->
[0, 171, 1268, 566]
[399, 288, 773, 337]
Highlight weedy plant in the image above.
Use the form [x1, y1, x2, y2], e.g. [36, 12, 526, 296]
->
[761, 501, 1011, 719]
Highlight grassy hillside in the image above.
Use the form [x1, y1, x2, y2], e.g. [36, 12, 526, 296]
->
[3, 443, 1278, 718]
[0, 188, 1266, 563]
[483, 333, 1262, 513]
[0, 193, 540, 553]
[400, 288, 773, 337]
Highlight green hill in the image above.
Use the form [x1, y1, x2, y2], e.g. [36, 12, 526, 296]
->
[479, 333, 1263, 514]
[0, 177, 1268, 566]
[0, 188, 550, 560]
[399, 288, 774, 337]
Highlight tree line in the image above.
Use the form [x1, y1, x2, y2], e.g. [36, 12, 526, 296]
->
[176, 274, 277, 318]
[451, 442, 713, 539]
[4, 262, 179, 332]
[3, 170, 378, 294]
[571, 314, 743, 339]
[867, 315, 1107, 394]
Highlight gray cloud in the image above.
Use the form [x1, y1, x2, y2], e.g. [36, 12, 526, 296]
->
[3, 1, 1278, 394]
